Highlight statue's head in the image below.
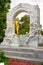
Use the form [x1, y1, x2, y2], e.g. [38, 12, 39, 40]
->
[15, 18, 19, 22]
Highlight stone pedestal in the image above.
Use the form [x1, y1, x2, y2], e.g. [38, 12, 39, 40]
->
[10, 35, 21, 47]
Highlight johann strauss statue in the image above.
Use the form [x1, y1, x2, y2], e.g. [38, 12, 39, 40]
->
[13, 18, 20, 35]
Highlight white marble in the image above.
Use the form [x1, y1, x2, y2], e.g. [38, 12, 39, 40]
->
[1, 3, 43, 47]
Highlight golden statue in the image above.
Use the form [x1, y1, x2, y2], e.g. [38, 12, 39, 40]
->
[13, 18, 20, 35]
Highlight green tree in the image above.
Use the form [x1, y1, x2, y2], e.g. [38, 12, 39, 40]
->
[41, 29, 43, 36]
[40, 25, 43, 36]
[0, 0, 11, 43]
[19, 15, 30, 35]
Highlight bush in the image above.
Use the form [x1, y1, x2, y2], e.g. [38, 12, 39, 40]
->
[40, 29, 43, 36]
[0, 50, 8, 65]
[38, 43, 43, 46]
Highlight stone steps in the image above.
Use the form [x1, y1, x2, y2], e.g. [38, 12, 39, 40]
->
[6, 55, 43, 62]
[0, 45, 43, 62]
[4, 50, 34, 58]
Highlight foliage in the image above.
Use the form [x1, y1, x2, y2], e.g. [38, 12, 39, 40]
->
[0, 50, 8, 65]
[0, 0, 11, 43]
[19, 15, 30, 35]
[41, 63, 43, 65]
[38, 43, 43, 46]
[41, 29, 43, 36]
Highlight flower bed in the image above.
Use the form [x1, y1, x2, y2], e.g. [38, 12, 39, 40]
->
[8, 58, 40, 65]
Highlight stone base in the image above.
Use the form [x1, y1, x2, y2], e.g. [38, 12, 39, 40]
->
[0, 45, 43, 62]
[1, 34, 43, 47]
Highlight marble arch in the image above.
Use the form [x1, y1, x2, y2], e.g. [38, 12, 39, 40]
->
[6, 3, 40, 35]
[1, 3, 43, 46]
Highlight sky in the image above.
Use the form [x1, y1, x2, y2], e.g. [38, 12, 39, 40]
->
[10, 0, 43, 29]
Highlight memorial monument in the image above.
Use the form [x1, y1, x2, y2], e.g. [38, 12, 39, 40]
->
[1, 3, 43, 47]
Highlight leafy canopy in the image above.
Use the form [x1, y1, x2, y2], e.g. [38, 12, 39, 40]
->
[0, 0, 11, 43]
[41, 29, 43, 36]
[15, 15, 30, 35]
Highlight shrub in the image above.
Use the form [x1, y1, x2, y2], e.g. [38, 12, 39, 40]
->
[0, 50, 8, 65]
